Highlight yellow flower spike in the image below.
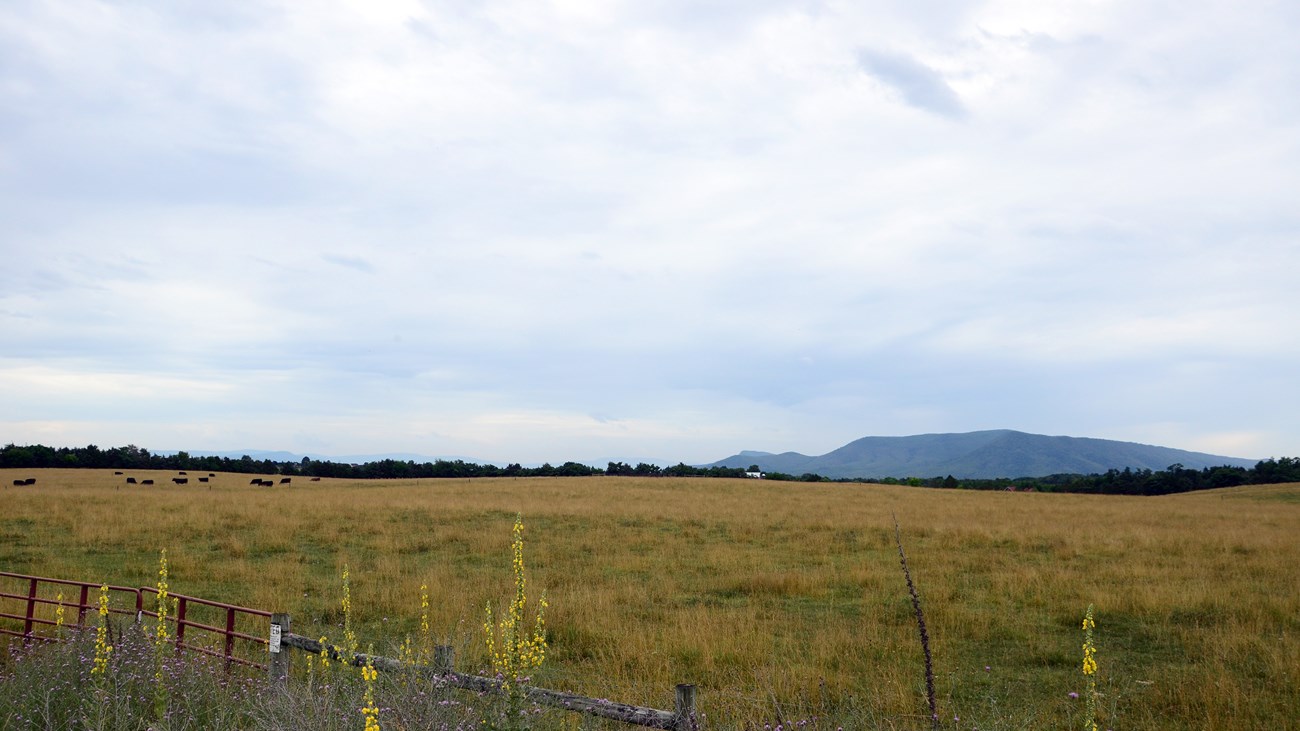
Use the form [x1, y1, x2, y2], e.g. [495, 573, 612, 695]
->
[91, 585, 113, 676]
[319, 636, 332, 669]
[483, 514, 548, 693]
[340, 564, 359, 661]
[54, 592, 65, 635]
[1081, 604, 1099, 731]
[361, 655, 381, 731]
[155, 549, 170, 645]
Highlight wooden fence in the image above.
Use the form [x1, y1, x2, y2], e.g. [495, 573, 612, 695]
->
[1, 574, 699, 730]
[268, 613, 698, 730]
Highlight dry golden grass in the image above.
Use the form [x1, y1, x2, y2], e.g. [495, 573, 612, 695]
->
[2, 469, 1298, 729]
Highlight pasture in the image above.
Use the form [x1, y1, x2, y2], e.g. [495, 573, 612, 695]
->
[2, 468, 1298, 729]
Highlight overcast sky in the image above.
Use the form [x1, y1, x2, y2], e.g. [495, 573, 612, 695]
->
[2, 1, 1297, 465]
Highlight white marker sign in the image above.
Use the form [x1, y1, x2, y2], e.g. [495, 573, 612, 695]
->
[269, 623, 282, 653]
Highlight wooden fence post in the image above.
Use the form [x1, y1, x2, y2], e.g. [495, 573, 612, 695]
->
[434, 644, 455, 674]
[269, 613, 290, 685]
[674, 683, 697, 731]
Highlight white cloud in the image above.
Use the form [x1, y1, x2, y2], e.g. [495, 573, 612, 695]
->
[1, 1, 1297, 463]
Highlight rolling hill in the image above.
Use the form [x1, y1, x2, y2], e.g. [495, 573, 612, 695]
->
[706, 429, 1258, 479]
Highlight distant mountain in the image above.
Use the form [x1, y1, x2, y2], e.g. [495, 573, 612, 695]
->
[706, 430, 1259, 479]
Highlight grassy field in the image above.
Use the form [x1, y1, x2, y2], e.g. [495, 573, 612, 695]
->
[2, 468, 1297, 729]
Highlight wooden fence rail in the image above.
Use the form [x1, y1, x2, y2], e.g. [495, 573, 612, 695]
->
[3, 579, 699, 730]
[271, 614, 697, 730]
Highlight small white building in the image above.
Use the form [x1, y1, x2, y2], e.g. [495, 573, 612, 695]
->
[745, 471, 764, 479]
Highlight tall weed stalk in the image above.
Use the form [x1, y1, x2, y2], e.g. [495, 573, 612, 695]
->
[893, 514, 938, 729]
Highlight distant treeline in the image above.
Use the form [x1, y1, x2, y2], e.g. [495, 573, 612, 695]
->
[822, 458, 1300, 495]
[0, 444, 750, 480]
[2, 443, 1297, 496]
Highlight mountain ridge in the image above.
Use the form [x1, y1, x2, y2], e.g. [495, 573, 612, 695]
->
[707, 429, 1258, 479]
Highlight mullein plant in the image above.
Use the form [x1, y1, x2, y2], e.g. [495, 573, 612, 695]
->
[341, 564, 359, 662]
[91, 585, 112, 676]
[318, 635, 333, 675]
[397, 584, 430, 674]
[483, 514, 548, 693]
[310, 563, 353, 686]
[1082, 605, 1099, 731]
[420, 583, 431, 660]
[154, 549, 173, 720]
[361, 651, 381, 731]
[53, 592, 65, 637]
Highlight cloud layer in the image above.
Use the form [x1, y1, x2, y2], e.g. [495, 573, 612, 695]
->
[2, 1, 1297, 464]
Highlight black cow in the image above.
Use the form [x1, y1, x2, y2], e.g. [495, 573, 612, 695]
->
[279, 477, 291, 484]
[310, 477, 321, 481]
[126, 477, 137, 484]
[141, 479, 154, 485]
[23, 478, 35, 485]
[114, 471, 123, 475]
[11, 479, 23, 486]
[173, 478, 188, 485]
[198, 477, 209, 483]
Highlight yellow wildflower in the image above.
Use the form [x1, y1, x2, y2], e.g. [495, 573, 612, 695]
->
[483, 514, 548, 690]
[91, 585, 112, 676]
[54, 591, 65, 635]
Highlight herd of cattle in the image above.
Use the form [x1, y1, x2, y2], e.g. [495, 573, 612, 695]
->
[9, 472, 323, 486]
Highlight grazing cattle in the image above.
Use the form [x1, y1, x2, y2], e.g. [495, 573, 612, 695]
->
[261, 479, 274, 486]
[141, 479, 154, 485]
[23, 478, 35, 485]
[279, 477, 291, 484]
[179, 471, 187, 475]
[208, 473, 216, 477]
[173, 478, 188, 485]
[114, 471, 123, 475]
[11, 479, 23, 486]
[126, 477, 137, 484]
[198, 477, 209, 483]
[250, 478, 261, 485]
[310, 477, 321, 481]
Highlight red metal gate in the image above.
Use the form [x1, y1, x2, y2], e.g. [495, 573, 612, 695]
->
[0, 571, 271, 670]
[0, 571, 140, 638]
[139, 586, 272, 670]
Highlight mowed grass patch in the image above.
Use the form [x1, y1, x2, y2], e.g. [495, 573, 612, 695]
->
[1, 469, 1298, 730]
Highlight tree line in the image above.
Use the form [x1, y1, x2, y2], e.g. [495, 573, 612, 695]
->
[0, 443, 750, 481]
[2, 443, 1296, 496]
[836, 459, 1300, 495]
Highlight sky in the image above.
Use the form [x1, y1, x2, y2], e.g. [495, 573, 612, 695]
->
[2, 1, 1298, 466]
